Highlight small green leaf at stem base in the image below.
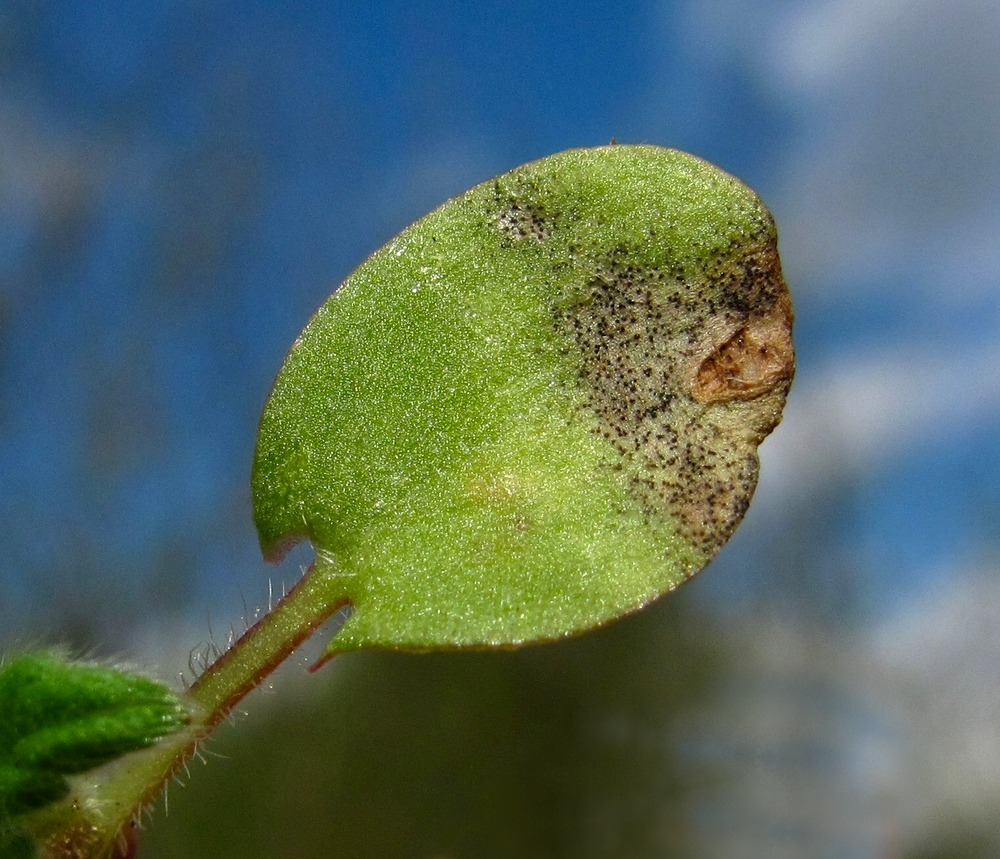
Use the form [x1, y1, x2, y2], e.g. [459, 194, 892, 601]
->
[0, 651, 189, 832]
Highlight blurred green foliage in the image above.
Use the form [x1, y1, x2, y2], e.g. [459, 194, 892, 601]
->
[143, 598, 720, 859]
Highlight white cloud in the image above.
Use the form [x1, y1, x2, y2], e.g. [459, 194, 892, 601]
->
[757, 337, 1000, 506]
[871, 565, 1000, 839]
[776, 0, 919, 92]
[764, 0, 1000, 295]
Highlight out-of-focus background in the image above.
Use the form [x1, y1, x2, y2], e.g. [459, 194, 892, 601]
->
[2, 2, 999, 857]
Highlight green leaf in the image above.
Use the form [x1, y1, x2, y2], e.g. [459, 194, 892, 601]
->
[252, 144, 793, 654]
[0, 651, 189, 823]
[0, 828, 35, 859]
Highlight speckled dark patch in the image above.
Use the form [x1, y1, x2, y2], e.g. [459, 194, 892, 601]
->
[496, 201, 552, 243]
[484, 173, 793, 554]
[555, 243, 794, 554]
[491, 180, 557, 244]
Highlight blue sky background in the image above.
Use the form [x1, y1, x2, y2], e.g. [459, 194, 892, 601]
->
[2, 1, 999, 854]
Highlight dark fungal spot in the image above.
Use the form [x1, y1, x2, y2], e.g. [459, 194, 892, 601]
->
[556, 242, 794, 555]
[489, 177, 559, 244]
[496, 199, 553, 243]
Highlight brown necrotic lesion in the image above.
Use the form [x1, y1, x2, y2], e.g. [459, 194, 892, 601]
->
[691, 248, 794, 406]
[556, 243, 794, 554]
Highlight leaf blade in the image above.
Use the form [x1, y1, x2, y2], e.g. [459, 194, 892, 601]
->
[252, 145, 793, 652]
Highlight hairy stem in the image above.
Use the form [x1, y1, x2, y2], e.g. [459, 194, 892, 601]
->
[39, 563, 348, 859]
